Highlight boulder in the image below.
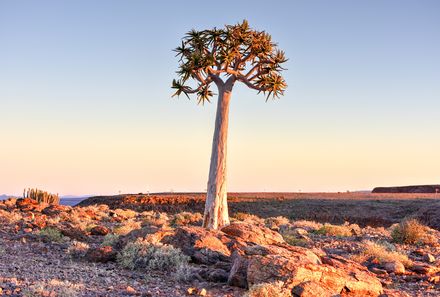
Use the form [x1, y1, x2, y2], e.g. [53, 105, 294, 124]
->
[85, 246, 117, 263]
[90, 225, 110, 236]
[42, 205, 71, 216]
[16, 198, 43, 212]
[383, 261, 405, 275]
[162, 226, 231, 264]
[247, 251, 382, 296]
[227, 252, 249, 288]
[58, 223, 88, 242]
[221, 222, 284, 245]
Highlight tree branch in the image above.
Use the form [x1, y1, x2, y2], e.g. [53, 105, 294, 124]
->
[236, 75, 266, 91]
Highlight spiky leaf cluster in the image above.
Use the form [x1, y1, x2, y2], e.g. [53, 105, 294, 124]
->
[172, 20, 287, 103]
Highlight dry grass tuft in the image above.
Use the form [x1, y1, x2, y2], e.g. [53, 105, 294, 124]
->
[113, 208, 137, 219]
[265, 216, 290, 229]
[314, 222, 360, 237]
[140, 211, 169, 226]
[290, 220, 323, 231]
[113, 220, 142, 235]
[0, 210, 22, 224]
[22, 279, 84, 297]
[171, 212, 203, 226]
[351, 240, 413, 268]
[67, 240, 90, 258]
[233, 212, 265, 225]
[391, 219, 438, 245]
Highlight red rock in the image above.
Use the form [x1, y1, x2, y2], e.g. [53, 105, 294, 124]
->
[221, 222, 284, 245]
[90, 225, 110, 236]
[58, 223, 88, 241]
[85, 246, 116, 263]
[42, 204, 70, 216]
[31, 214, 48, 229]
[248, 253, 382, 296]
[383, 261, 405, 275]
[16, 198, 41, 212]
[162, 226, 231, 265]
[411, 263, 438, 275]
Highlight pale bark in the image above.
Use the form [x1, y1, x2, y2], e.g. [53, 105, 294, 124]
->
[203, 85, 232, 229]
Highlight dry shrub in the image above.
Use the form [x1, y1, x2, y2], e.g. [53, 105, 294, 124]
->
[171, 212, 203, 226]
[315, 223, 359, 237]
[282, 234, 309, 247]
[22, 279, 84, 297]
[245, 281, 290, 297]
[351, 240, 412, 268]
[141, 211, 169, 226]
[117, 239, 189, 272]
[114, 220, 142, 235]
[67, 240, 90, 258]
[290, 220, 323, 231]
[264, 216, 290, 229]
[0, 210, 22, 224]
[113, 208, 137, 219]
[391, 219, 437, 245]
[233, 212, 265, 225]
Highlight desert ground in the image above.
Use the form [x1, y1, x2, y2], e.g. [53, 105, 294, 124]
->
[1, 192, 439, 296]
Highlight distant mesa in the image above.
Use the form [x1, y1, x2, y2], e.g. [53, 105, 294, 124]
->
[372, 185, 440, 193]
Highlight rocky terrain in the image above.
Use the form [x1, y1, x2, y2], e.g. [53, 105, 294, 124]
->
[0, 196, 439, 296]
[78, 192, 440, 230]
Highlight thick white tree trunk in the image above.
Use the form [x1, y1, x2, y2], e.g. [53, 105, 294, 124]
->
[203, 87, 232, 229]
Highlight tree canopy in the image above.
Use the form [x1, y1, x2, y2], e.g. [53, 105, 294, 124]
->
[172, 20, 288, 104]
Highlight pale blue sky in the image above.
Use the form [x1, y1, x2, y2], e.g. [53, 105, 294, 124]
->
[1, 1, 439, 195]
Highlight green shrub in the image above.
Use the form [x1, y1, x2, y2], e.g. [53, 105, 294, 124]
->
[101, 234, 120, 247]
[391, 219, 437, 245]
[39, 227, 64, 242]
[117, 239, 189, 272]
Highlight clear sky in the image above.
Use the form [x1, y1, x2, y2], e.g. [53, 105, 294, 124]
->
[1, 1, 439, 195]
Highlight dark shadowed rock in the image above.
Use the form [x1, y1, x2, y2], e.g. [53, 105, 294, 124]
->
[227, 252, 249, 288]
[42, 204, 71, 216]
[90, 225, 110, 236]
[292, 281, 333, 297]
[58, 223, 88, 242]
[86, 246, 117, 263]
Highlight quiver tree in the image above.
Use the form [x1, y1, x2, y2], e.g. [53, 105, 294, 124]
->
[172, 20, 287, 229]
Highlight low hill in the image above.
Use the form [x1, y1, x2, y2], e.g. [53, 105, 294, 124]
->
[372, 185, 440, 193]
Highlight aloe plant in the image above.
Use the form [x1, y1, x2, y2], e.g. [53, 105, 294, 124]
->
[172, 20, 287, 229]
